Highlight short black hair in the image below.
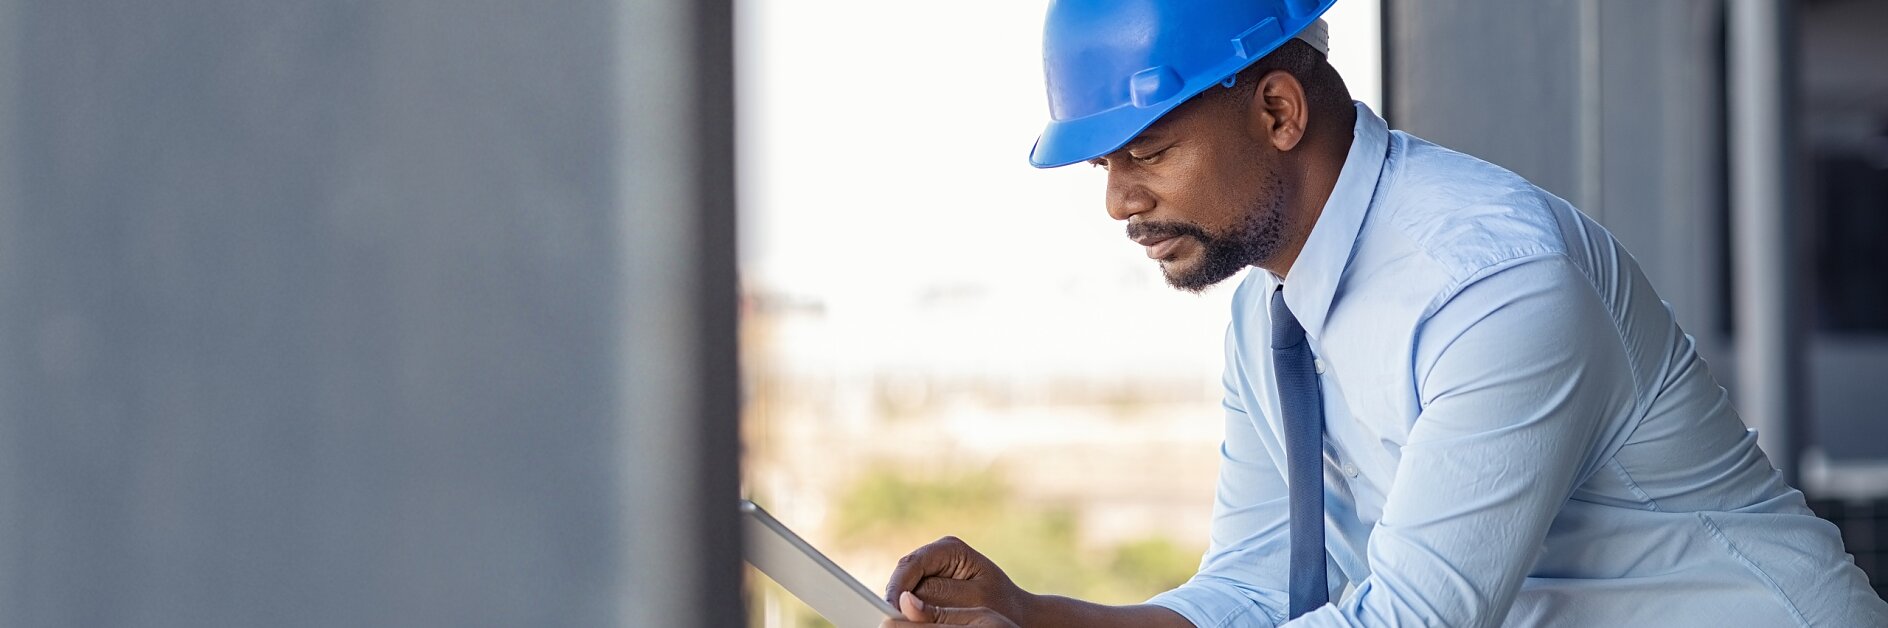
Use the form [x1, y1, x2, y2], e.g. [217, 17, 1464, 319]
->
[1207, 39, 1352, 124]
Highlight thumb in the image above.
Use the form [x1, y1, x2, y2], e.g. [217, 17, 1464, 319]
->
[899, 591, 929, 621]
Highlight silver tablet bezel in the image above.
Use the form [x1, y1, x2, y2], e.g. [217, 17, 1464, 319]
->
[741, 499, 902, 626]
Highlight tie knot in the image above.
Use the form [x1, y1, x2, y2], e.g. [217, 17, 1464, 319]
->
[1270, 289, 1306, 349]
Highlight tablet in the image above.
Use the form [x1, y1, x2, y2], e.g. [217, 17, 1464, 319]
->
[741, 499, 902, 627]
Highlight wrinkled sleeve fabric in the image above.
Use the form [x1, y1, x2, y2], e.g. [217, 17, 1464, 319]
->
[1146, 322, 1294, 628]
[1289, 254, 1637, 627]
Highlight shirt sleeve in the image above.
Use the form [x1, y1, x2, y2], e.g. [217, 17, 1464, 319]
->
[1145, 321, 1295, 628]
[1288, 254, 1636, 627]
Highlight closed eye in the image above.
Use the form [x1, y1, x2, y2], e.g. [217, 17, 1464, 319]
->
[1129, 146, 1171, 163]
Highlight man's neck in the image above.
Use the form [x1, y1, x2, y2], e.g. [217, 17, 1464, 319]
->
[1258, 114, 1357, 280]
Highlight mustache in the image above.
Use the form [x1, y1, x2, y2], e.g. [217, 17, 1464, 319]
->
[1126, 220, 1212, 243]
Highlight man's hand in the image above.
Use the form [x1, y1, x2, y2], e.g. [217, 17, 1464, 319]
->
[882, 535, 1195, 628]
[880, 591, 1020, 628]
[882, 536, 1037, 624]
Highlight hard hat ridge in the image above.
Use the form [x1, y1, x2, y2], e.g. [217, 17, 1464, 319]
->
[1030, 0, 1340, 168]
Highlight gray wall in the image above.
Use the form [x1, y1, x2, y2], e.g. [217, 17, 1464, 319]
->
[0, 1, 739, 626]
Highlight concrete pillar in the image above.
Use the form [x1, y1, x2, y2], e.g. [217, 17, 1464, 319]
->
[1727, 0, 1802, 483]
[0, 1, 739, 626]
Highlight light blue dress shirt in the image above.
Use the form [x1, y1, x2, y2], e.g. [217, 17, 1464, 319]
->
[1145, 103, 1888, 627]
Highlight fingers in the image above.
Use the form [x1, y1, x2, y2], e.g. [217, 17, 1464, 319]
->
[876, 591, 1016, 628]
[911, 574, 980, 607]
[926, 606, 1010, 627]
[883, 536, 976, 605]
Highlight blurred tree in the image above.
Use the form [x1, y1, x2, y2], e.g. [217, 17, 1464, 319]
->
[834, 467, 1198, 605]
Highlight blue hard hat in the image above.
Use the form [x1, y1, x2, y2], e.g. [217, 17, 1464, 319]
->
[1030, 0, 1339, 168]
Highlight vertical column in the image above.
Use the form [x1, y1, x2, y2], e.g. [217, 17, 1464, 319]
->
[0, 0, 738, 625]
[1728, 0, 1801, 482]
[616, 0, 743, 625]
[1577, 0, 1605, 221]
[0, 0, 23, 619]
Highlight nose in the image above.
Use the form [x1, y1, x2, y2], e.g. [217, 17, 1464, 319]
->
[1104, 170, 1154, 222]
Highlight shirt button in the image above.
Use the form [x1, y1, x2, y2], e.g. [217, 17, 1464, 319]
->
[1342, 463, 1360, 478]
[1314, 358, 1326, 374]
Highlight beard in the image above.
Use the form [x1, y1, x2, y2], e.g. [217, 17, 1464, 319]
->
[1126, 170, 1288, 293]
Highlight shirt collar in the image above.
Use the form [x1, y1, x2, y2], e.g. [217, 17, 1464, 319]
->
[1272, 101, 1390, 339]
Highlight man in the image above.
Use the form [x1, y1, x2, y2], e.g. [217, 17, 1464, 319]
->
[877, 1, 1888, 627]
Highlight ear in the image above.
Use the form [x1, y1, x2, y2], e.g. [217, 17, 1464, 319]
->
[1243, 69, 1309, 153]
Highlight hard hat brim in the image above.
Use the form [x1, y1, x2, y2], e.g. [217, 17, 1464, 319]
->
[1028, 88, 1195, 169]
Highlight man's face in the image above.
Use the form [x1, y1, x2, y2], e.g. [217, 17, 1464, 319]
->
[1089, 93, 1292, 293]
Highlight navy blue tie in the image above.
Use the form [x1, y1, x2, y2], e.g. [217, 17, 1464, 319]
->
[1271, 288, 1328, 618]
